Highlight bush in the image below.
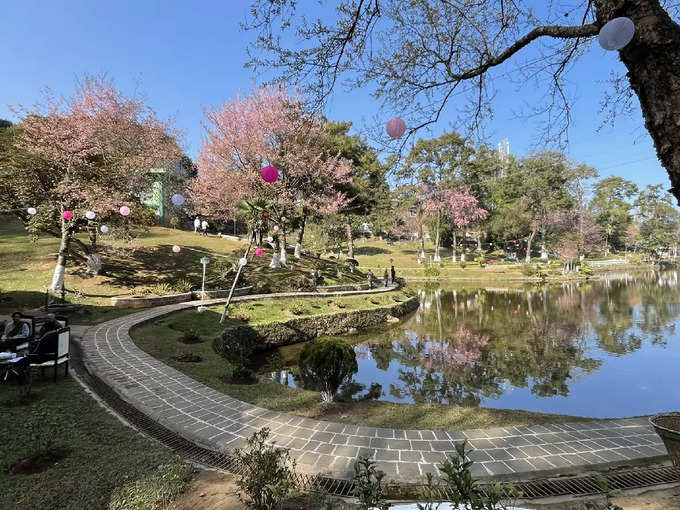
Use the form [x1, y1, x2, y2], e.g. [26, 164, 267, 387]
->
[234, 428, 296, 510]
[287, 302, 307, 316]
[172, 279, 194, 293]
[298, 337, 358, 402]
[352, 457, 388, 510]
[580, 262, 593, 275]
[149, 282, 175, 296]
[230, 364, 258, 384]
[459, 261, 467, 269]
[129, 286, 151, 297]
[475, 254, 486, 267]
[423, 265, 441, 277]
[177, 330, 202, 344]
[214, 325, 257, 364]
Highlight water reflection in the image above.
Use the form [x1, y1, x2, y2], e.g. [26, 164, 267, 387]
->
[262, 271, 680, 417]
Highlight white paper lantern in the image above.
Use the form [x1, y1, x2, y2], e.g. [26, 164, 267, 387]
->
[273, 225, 279, 232]
[599, 17, 635, 51]
[197, 305, 207, 313]
[171, 193, 185, 206]
[172, 245, 181, 253]
[281, 216, 286, 222]
[100, 225, 109, 233]
[267, 236, 274, 242]
[85, 210, 96, 220]
[239, 257, 248, 266]
[27, 207, 37, 215]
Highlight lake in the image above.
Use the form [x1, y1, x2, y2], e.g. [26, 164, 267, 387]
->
[259, 271, 680, 418]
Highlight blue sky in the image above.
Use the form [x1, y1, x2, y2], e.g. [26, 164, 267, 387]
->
[0, 0, 669, 192]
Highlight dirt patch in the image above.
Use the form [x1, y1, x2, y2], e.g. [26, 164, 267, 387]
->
[169, 470, 242, 510]
[9, 447, 71, 475]
[523, 484, 680, 510]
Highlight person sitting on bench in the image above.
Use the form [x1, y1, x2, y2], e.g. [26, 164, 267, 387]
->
[29, 330, 59, 364]
[37, 313, 61, 338]
[1, 312, 30, 351]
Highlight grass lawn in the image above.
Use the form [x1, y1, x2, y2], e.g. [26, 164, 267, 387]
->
[0, 378, 193, 510]
[0, 215, 365, 322]
[131, 298, 585, 431]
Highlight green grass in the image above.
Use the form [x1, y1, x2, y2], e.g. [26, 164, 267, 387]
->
[132, 302, 586, 431]
[0, 378, 193, 510]
[0, 215, 366, 322]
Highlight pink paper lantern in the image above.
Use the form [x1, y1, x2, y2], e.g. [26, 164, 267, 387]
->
[386, 117, 407, 139]
[263, 211, 269, 217]
[260, 165, 279, 183]
[255, 248, 263, 257]
[119, 205, 131, 216]
[172, 245, 181, 253]
[62, 211, 73, 220]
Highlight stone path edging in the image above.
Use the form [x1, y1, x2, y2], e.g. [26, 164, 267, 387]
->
[77, 287, 668, 483]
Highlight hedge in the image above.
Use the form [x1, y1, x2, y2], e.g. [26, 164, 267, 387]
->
[213, 296, 419, 355]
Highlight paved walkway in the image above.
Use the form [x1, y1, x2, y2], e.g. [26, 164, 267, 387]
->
[77, 292, 669, 483]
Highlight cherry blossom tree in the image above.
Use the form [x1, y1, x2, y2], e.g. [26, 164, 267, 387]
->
[7, 76, 180, 290]
[188, 85, 351, 268]
[438, 188, 488, 262]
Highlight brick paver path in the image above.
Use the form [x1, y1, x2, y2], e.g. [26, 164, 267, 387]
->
[78, 290, 669, 483]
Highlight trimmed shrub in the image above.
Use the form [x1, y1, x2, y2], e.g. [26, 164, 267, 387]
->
[177, 330, 202, 344]
[214, 325, 257, 365]
[298, 337, 358, 402]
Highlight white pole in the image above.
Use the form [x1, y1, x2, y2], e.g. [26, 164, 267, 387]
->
[201, 262, 207, 300]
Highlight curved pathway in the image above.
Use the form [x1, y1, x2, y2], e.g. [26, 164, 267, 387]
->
[77, 288, 668, 483]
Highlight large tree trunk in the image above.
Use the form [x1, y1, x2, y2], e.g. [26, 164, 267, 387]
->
[50, 221, 71, 291]
[540, 228, 548, 260]
[594, 1, 680, 202]
[433, 209, 441, 262]
[346, 221, 354, 259]
[526, 229, 537, 263]
[295, 214, 306, 259]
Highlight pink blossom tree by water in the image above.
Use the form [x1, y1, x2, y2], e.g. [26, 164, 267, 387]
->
[8, 76, 180, 290]
[188, 85, 351, 268]
[428, 188, 487, 262]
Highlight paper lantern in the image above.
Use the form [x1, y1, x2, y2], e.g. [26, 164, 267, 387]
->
[119, 205, 131, 216]
[386, 117, 407, 139]
[239, 257, 248, 266]
[197, 305, 207, 313]
[172, 245, 181, 253]
[27, 207, 37, 215]
[171, 193, 185, 206]
[100, 225, 109, 233]
[281, 216, 286, 222]
[85, 211, 96, 220]
[267, 236, 274, 242]
[273, 226, 279, 232]
[62, 211, 73, 220]
[599, 17, 635, 51]
[260, 165, 279, 183]
[255, 248, 263, 257]
[263, 211, 269, 217]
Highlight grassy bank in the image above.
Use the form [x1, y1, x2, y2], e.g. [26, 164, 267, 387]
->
[131, 296, 585, 430]
[0, 378, 193, 510]
[0, 216, 365, 322]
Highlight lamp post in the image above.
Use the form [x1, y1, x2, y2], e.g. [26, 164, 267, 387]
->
[200, 256, 210, 300]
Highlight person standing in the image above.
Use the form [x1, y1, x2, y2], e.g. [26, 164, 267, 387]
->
[201, 219, 209, 236]
[194, 216, 201, 233]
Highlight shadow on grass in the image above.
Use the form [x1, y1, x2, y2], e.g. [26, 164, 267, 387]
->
[354, 246, 392, 256]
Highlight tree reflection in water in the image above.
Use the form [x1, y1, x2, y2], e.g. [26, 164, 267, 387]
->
[261, 271, 680, 415]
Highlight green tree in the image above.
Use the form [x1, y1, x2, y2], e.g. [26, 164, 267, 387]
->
[321, 120, 389, 258]
[398, 131, 475, 261]
[591, 177, 639, 253]
[299, 337, 358, 402]
[493, 152, 574, 262]
[635, 184, 680, 258]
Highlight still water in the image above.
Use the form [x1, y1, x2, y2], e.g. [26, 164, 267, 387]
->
[260, 272, 680, 418]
